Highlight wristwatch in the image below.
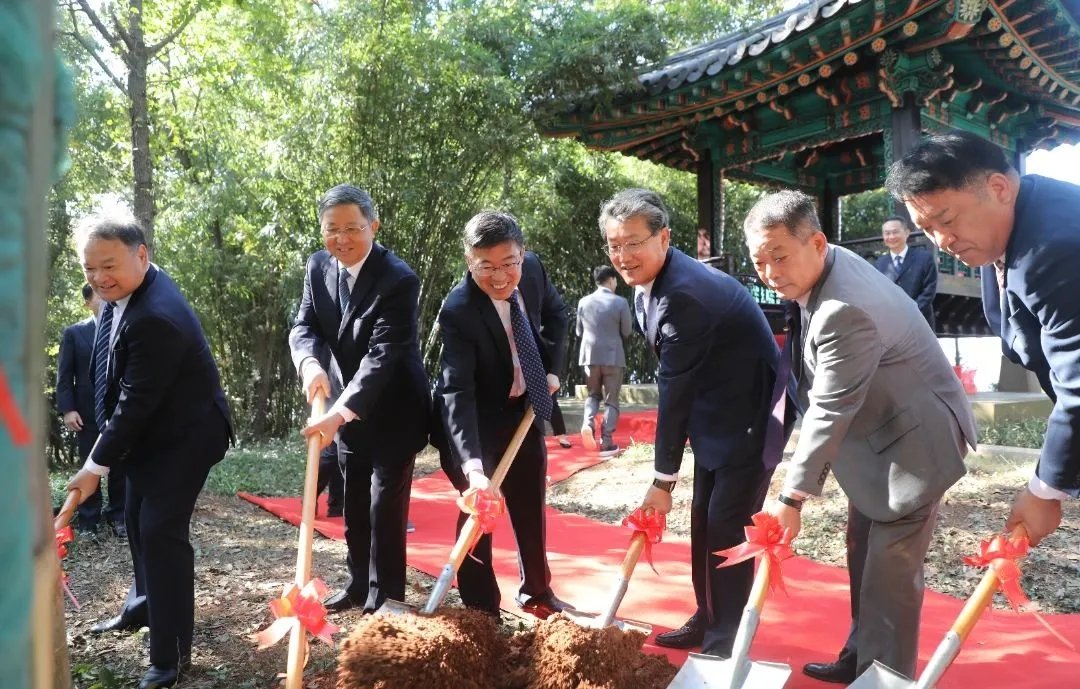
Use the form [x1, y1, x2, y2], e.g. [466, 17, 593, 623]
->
[777, 494, 804, 511]
[652, 478, 677, 493]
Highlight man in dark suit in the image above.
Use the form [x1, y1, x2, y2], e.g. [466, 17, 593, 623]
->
[66, 216, 233, 689]
[290, 184, 429, 613]
[600, 188, 791, 658]
[56, 283, 125, 534]
[744, 190, 976, 683]
[873, 216, 938, 328]
[887, 130, 1080, 546]
[313, 342, 345, 518]
[435, 210, 570, 619]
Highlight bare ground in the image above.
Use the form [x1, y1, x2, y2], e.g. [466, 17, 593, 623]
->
[62, 443, 1078, 687]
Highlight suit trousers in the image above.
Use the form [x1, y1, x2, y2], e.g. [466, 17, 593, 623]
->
[120, 411, 229, 667]
[692, 457, 774, 656]
[338, 434, 414, 611]
[582, 365, 623, 440]
[454, 408, 551, 614]
[75, 428, 127, 529]
[838, 499, 939, 678]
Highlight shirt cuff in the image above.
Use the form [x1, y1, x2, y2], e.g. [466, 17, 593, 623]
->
[783, 487, 811, 500]
[300, 357, 324, 385]
[329, 401, 357, 423]
[83, 457, 110, 476]
[1028, 474, 1070, 501]
[654, 469, 679, 482]
[462, 459, 485, 476]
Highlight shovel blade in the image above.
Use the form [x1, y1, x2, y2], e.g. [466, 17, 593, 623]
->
[667, 654, 791, 689]
[375, 598, 420, 616]
[847, 661, 914, 689]
[561, 609, 653, 635]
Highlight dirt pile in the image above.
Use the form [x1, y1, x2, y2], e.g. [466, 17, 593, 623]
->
[336, 608, 507, 689]
[336, 611, 677, 689]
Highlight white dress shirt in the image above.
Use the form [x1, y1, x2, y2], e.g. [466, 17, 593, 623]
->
[84, 293, 133, 476]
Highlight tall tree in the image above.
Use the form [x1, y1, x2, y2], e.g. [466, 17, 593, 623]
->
[60, 0, 203, 249]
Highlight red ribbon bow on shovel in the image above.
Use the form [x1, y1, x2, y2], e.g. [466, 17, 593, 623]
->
[256, 578, 339, 650]
[622, 507, 666, 573]
[713, 511, 795, 594]
[457, 487, 505, 535]
[963, 534, 1031, 612]
[54, 526, 81, 610]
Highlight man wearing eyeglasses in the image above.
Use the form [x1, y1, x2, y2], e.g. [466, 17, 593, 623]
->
[433, 210, 571, 619]
[290, 184, 430, 614]
[599, 188, 794, 658]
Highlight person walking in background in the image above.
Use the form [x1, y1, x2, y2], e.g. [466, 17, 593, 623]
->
[66, 214, 233, 689]
[600, 188, 792, 658]
[874, 216, 938, 328]
[575, 265, 631, 456]
[434, 210, 571, 619]
[56, 283, 126, 536]
[745, 190, 976, 684]
[887, 130, 1080, 547]
[290, 184, 430, 613]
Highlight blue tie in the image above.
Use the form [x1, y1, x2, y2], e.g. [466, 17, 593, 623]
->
[508, 290, 553, 422]
[338, 265, 351, 316]
[894, 255, 902, 273]
[93, 302, 114, 429]
[635, 291, 648, 332]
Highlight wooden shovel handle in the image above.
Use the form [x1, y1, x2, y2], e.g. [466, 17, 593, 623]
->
[620, 532, 648, 578]
[747, 552, 772, 612]
[53, 488, 83, 532]
[951, 524, 1029, 642]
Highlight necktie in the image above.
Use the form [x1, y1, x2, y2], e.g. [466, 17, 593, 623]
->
[338, 265, 351, 316]
[635, 291, 648, 332]
[508, 290, 553, 421]
[762, 302, 798, 471]
[893, 255, 903, 273]
[93, 302, 115, 430]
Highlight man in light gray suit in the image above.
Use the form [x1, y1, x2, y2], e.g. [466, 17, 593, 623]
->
[576, 265, 632, 456]
[744, 191, 976, 684]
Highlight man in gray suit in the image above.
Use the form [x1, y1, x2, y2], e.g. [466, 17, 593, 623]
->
[576, 265, 632, 456]
[744, 191, 976, 684]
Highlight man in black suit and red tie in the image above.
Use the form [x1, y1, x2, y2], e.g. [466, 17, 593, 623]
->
[56, 282, 126, 534]
[434, 210, 571, 619]
[290, 184, 430, 613]
[65, 215, 233, 689]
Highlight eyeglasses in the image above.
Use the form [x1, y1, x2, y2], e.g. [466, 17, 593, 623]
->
[470, 259, 522, 278]
[322, 225, 370, 239]
[606, 234, 657, 257]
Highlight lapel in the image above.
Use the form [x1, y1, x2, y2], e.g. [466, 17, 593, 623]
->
[645, 249, 674, 353]
[337, 244, 386, 340]
[110, 264, 158, 385]
[467, 274, 513, 373]
[804, 246, 838, 365]
[322, 255, 340, 316]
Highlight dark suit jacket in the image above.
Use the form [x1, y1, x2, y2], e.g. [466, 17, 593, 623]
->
[982, 174, 1080, 496]
[639, 248, 787, 475]
[289, 245, 429, 460]
[436, 252, 567, 478]
[56, 317, 98, 434]
[90, 265, 232, 492]
[874, 246, 937, 328]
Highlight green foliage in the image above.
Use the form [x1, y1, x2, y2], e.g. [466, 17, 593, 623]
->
[71, 662, 126, 689]
[204, 438, 306, 496]
[979, 418, 1047, 450]
[840, 188, 891, 241]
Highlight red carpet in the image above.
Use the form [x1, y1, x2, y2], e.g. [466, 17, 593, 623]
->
[239, 409, 1080, 687]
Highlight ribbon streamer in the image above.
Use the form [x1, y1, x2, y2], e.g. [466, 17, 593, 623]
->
[622, 507, 665, 573]
[256, 578, 339, 650]
[963, 534, 1031, 612]
[0, 365, 30, 446]
[713, 511, 795, 594]
[54, 526, 80, 610]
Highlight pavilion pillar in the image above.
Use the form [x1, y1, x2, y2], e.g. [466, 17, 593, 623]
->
[818, 182, 838, 242]
[696, 149, 724, 260]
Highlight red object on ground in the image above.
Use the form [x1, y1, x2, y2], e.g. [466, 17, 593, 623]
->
[241, 409, 1080, 688]
[953, 365, 977, 393]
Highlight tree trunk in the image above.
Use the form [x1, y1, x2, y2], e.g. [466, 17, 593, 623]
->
[126, 0, 156, 251]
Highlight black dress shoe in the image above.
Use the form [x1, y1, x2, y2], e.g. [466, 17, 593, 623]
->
[803, 660, 858, 684]
[518, 593, 574, 620]
[90, 614, 145, 634]
[111, 522, 128, 539]
[323, 589, 363, 612]
[138, 664, 181, 689]
[654, 614, 706, 649]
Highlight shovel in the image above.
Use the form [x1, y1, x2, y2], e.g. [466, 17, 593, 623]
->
[561, 530, 652, 635]
[380, 407, 536, 615]
[54, 487, 83, 532]
[667, 553, 791, 689]
[849, 524, 1030, 689]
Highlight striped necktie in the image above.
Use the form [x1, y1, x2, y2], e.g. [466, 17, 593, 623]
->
[893, 255, 902, 273]
[338, 265, 351, 316]
[508, 290, 552, 421]
[635, 291, 648, 332]
[93, 302, 114, 429]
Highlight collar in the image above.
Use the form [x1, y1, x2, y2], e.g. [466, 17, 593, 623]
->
[598, 285, 614, 294]
[634, 279, 655, 305]
[339, 249, 370, 278]
[890, 246, 909, 260]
